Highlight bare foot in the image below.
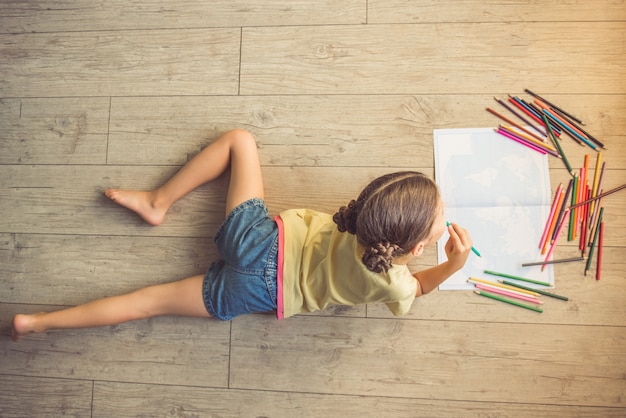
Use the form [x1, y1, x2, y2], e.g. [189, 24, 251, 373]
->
[105, 189, 167, 226]
[11, 313, 40, 342]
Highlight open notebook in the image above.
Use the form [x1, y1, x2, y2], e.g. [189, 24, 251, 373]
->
[434, 128, 554, 290]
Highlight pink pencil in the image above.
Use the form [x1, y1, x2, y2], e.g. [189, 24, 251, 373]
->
[543, 209, 571, 271]
[474, 283, 543, 305]
[496, 128, 547, 155]
[539, 183, 563, 250]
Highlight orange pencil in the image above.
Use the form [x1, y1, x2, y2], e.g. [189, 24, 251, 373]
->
[539, 183, 563, 249]
[543, 189, 565, 253]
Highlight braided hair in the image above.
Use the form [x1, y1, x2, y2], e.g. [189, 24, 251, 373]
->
[333, 171, 440, 273]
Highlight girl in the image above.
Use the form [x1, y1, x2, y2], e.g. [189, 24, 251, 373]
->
[11, 129, 472, 341]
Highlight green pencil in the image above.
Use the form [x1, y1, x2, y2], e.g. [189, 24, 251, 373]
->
[484, 270, 551, 287]
[542, 112, 573, 176]
[500, 280, 569, 301]
[474, 290, 543, 313]
[447, 221, 481, 257]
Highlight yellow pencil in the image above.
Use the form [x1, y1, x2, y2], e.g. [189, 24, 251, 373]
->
[468, 277, 540, 297]
[589, 152, 602, 217]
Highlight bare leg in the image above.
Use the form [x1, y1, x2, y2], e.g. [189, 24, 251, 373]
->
[11, 275, 210, 342]
[105, 128, 264, 223]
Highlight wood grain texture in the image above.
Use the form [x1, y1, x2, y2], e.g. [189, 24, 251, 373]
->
[230, 315, 626, 407]
[92, 380, 626, 418]
[240, 23, 626, 95]
[0, 29, 241, 97]
[368, 0, 626, 23]
[0, 375, 92, 418]
[0, 303, 231, 387]
[0, 0, 365, 33]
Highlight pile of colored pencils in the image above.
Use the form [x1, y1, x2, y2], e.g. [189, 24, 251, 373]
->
[486, 89, 605, 171]
[469, 271, 569, 314]
[486, 90, 625, 281]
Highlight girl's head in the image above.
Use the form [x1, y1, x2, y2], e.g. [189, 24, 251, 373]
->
[333, 171, 445, 273]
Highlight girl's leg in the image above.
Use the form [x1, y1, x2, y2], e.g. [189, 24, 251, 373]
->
[105, 128, 264, 224]
[11, 275, 210, 342]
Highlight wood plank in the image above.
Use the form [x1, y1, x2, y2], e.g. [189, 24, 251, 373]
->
[107, 95, 626, 167]
[0, 1, 365, 34]
[91, 380, 626, 418]
[0, 303, 231, 387]
[0, 375, 92, 417]
[230, 315, 626, 407]
[240, 23, 626, 95]
[368, 0, 626, 23]
[0, 28, 241, 97]
[0, 97, 110, 164]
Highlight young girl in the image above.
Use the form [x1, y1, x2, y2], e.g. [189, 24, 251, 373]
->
[11, 129, 472, 341]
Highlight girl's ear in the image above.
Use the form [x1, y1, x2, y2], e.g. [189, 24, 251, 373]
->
[410, 242, 425, 257]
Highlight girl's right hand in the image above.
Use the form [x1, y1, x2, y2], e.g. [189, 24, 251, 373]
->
[444, 222, 473, 272]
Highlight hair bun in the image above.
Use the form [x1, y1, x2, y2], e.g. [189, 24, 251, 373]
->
[333, 199, 358, 234]
[362, 242, 400, 273]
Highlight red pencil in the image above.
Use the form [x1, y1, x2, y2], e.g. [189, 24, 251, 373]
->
[596, 221, 604, 280]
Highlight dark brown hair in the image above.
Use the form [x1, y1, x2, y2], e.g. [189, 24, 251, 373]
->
[333, 171, 440, 273]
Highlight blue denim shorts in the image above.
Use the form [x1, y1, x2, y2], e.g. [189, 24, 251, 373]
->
[202, 198, 278, 320]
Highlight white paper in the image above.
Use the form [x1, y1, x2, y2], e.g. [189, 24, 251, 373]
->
[434, 128, 554, 290]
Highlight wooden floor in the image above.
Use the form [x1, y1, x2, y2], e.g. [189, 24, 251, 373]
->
[1, 2, 625, 416]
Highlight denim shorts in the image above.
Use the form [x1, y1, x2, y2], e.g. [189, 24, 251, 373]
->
[202, 198, 279, 320]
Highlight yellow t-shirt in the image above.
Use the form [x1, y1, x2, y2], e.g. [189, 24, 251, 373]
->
[275, 209, 418, 319]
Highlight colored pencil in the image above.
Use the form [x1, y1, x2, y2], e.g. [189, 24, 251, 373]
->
[589, 152, 603, 218]
[486, 107, 546, 142]
[446, 221, 481, 257]
[568, 175, 579, 241]
[543, 209, 571, 271]
[589, 161, 607, 226]
[494, 97, 547, 139]
[474, 284, 543, 305]
[544, 108, 597, 150]
[521, 257, 584, 267]
[468, 277, 540, 297]
[524, 89, 585, 125]
[470, 281, 542, 300]
[587, 195, 603, 250]
[474, 291, 543, 313]
[541, 105, 589, 144]
[585, 207, 604, 275]
[509, 96, 545, 127]
[539, 183, 563, 250]
[484, 270, 551, 287]
[542, 112, 573, 175]
[596, 221, 604, 281]
[552, 179, 573, 245]
[543, 189, 565, 253]
[569, 184, 626, 209]
[496, 128, 547, 155]
[499, 125, 558, 154]
[500, 280, 569, 301]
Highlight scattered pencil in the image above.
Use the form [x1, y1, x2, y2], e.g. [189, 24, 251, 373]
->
[524, 89, 585, 125]
[596, 221, 604, 281]
[521, 257, 584, 267]
[500, 280, 569, 302]
[474, 290, 543, 313]
[468, 277, 540, 297]
[569, 184, 626, 209]
[484, 270, 552, 287]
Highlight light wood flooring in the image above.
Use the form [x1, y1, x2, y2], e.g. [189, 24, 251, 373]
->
[1, 2, 625, 416]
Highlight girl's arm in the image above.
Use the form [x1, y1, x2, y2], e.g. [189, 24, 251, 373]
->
[413, 222, 472, 296]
